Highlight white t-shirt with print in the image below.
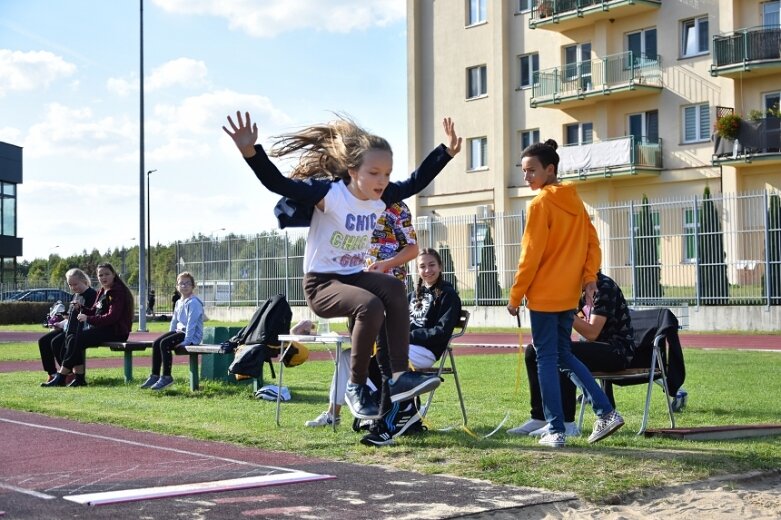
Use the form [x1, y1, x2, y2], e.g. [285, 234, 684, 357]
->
[304, 181, 386, 275]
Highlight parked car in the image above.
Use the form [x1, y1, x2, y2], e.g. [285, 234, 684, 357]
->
[1, 290, 26, 301]
[13, 289, 72, 303]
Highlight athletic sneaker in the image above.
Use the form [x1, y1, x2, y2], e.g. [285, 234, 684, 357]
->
[305, 411, 341, 428]
[389, 403, 425, 438]
[345, 383, 381, 419]
[538, 431, 566, 448]
[530, 421, 581, 437]
[360, 422, 394, 447]
[150, 375, 174, 391]
[388, 372, 441, 402]
[587, 410, 625, 443]
[139, 374, 160, 389]
[506, 418, 547, 436]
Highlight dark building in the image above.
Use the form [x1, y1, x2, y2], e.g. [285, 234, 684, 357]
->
[0, 141, 23, 284]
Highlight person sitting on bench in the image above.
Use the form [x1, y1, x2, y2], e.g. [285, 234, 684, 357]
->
[509, 271, 635, 437]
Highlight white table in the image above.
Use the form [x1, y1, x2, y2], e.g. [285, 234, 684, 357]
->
[276, 334, 351, 431]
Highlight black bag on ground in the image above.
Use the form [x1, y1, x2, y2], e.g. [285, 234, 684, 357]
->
[228, 294, 293, 380]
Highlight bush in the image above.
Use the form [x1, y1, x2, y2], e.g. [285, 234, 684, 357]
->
[0, 302, 51, 325]
[714, 114, 741, 140]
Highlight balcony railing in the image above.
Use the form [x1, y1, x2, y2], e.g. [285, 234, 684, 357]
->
[558, 135, 663, 180]
[531, 51, 662, 108]
[711, 26, 781, 75]
[530, 0, 661, 31]
[713, 117, 781, 165]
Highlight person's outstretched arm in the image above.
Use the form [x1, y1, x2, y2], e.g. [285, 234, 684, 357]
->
[383, 117, 462, 203]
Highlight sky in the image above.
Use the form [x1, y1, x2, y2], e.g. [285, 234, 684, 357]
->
[0, 0, 408, 262]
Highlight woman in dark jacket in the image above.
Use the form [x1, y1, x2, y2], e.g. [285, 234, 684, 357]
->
[44, 262, 134, 387]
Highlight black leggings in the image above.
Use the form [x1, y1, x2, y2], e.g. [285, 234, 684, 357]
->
[151, 331, 186, 376]
[38, 329, 65, 375]
[61, 327, 128, 370]
[525, 341, 625, 422]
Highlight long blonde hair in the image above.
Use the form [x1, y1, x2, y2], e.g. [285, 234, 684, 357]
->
[269, 115, 392, 181]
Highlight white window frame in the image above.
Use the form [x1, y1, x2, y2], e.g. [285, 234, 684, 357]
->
[681, 16, 709, 58]
[519, 53, 539, 88]
[565, 122, 593, 145]
[682, 103, 710, 143]
[626, 27, 657, 64]
[564, 42, 592, 90]
[520, 129, 540, 151]
[517, 0, 532, 13]
[467, 0, 487, 26]
[468, 222, 489, 269]
[764, 91, 780, 116]
[467, 65, 487, 99]
[763, 1, 780, 27]
[468, 137, 488, 171]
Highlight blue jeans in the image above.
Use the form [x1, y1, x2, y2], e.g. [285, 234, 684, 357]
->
[530, 309, 614, 433]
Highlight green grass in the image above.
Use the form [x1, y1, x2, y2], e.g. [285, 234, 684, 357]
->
[1, 345, 780, 502]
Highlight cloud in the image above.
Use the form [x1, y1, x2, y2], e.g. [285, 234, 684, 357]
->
[0, 49, 76, 96]
[152, 0, 405, 38]
[107, 57, 209, 96]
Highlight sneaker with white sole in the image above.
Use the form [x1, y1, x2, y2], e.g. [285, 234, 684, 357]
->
[345, 383, 381, 419]
[587, 410, 624, 443]
[538, 431, 566, 448]
[150, 375, 174, 391]
[139, 374, 160, 389]
[388, 403, 424, 438]
[388, 372, 441, 402]
[305, 411, 341, 428]
[530, 421, 581, 437]
[507, 418, 547, 436]
[360, 422, 394, 447]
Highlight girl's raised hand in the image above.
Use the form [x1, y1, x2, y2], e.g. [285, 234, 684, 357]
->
[442, 117, 462, 157]
[222, 111, 259, 158]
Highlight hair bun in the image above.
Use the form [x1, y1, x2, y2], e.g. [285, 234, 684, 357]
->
[543, 139, 558, 150]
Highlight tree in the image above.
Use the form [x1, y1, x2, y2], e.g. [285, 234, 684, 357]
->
[633, 194, 662, 303]
[697, 186, 729, 305]
[438, 244, 459, 295]
[768, 193, 781, 305]
[477, 226, 502, 305]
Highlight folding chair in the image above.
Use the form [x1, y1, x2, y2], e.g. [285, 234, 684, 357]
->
[578, 308, 682, 435]
[417, 309, 470, 427]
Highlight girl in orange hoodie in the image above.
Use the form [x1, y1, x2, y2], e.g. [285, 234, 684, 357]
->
[507, 140, 624, 448]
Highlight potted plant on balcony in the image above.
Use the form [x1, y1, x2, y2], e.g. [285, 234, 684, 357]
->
[714, 113, 742, 140]
[537, 0, 553, 18]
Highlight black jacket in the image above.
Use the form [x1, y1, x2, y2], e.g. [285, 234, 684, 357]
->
[408, 280, 462, 361]
[244, 143, 453, 228]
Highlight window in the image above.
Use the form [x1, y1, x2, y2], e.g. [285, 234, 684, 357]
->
[763, 1, 780, 27]
[519, 53, 539, 88]
[682, 103, 710, 143]
[469, 222, 489, 269]
[565, 122, 593, 145]
[681, 16, 709, 57]
[517, 0, 532, 13]
[764, 91, 780, 116]
[468, 0, 487, 25]
[468, 137, 488, 170]
[564, 42, 592, 90]
[683, 208, 696, 262]
[628, 110, 659, 143]
[627, 28, 657, 64]
[1, 182, 16, 237]
[467, 65, 487, 98]
[520, 129, 540, 151]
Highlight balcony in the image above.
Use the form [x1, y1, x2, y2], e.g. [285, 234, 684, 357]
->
[558, 136, 663, 181]
[530, 51, 662, 109]
[712, 117, 781, 167]
[529, 0, 661, 32]
[711, 26, 781, 78]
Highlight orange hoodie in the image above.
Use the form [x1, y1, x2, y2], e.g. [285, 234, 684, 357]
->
[509, 183, 601, 312]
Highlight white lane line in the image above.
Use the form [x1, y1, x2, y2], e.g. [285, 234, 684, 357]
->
[0, 417, 293, 472]
[0, 483, 56, 500]
[63, 471, 334, 506]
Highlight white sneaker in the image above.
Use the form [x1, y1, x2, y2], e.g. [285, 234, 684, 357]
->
[538, 431, 566, 448]
[530, 422, 581, 437]
[588, 410, 624, 443]
[305, 411, 341, 428]
[507, 418, 547, 436]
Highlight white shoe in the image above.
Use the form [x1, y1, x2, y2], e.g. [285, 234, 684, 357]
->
[507, 418, 547, 436]
[530, 421, 581, 437]
[305, 411, 340, 427]
[588, 411, 624, 443]
[538, 431, 566, 448]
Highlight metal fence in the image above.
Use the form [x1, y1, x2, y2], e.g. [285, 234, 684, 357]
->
[169, 189, 781, 308]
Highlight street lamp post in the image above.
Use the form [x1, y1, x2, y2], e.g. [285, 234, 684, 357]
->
[146, 169, 157, 307]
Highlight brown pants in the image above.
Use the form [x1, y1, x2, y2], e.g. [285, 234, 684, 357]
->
[304, 271, 409, 383]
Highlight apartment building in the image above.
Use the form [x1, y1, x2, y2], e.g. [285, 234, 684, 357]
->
[0, 141, 23, 283]
[407, 0, 781, 216]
